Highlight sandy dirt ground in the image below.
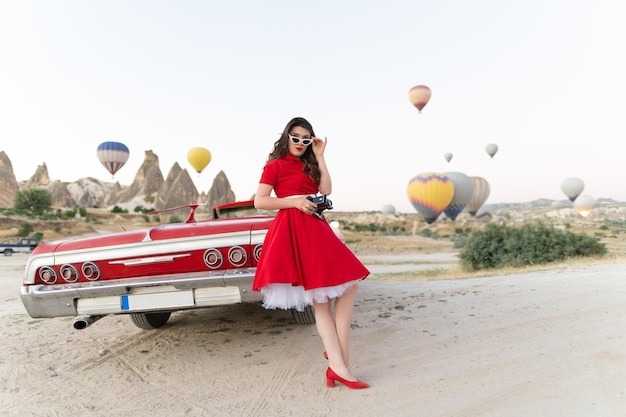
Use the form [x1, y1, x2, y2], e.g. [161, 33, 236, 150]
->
[2, 254, 626, 417]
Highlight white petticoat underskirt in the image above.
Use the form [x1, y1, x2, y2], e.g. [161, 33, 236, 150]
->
[260, 279, 362, 312]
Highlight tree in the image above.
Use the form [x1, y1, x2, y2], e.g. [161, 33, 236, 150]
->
[18, 222, 34, 237]
[14, 189, 53, 215]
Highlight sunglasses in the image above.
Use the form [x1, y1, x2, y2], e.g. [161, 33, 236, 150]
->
[288, 134, 313, 146]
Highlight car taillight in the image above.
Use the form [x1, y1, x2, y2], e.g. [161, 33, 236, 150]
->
[37, 262, 102, 285]
[228, 246, 247, 267]
[253, 244, 262, 262]
[60, 264, 79, 283]
[204, 248, 223, 269]
[39, 267, 58, 284]
[82, 262, 101, 281]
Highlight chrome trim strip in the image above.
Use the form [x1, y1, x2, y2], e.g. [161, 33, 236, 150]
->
[109, 253, 191, 266]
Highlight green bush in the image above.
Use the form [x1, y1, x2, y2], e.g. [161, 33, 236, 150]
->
[18, 222, 34, 237]
[14, 189, 53, 215]
[459, 221, 607, 271]
[452, 235, 469, 249]
[416, 228, 439, 239]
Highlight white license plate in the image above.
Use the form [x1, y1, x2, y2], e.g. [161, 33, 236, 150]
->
[121, 290, 194, 311]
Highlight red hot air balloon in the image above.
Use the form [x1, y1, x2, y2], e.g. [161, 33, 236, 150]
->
[408, 85, 431, 113]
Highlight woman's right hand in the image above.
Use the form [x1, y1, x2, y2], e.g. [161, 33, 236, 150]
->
[294, 197, 315, 215]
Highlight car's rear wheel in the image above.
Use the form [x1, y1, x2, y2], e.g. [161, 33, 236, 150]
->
[291, 305, 316, 324]
[3, 249, 13, 256]
[130, 312, 171, 329]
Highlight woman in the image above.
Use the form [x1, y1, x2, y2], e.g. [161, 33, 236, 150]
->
[253, 117, 370, 389]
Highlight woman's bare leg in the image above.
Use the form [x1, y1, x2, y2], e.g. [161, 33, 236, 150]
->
[334, 284, 358, 366]
[313, 284, 359, 381]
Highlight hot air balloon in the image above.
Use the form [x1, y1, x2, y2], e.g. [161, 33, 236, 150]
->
[407, 172, 454, 224]
[573, 195, 595, 218]
[485, 144, 498, 158]
[442, 172, 474, 221]
[97, 141, 129, 178]
[466, 176, 491, 216]
[444, 152, 453, 163]
[408, 85, 431, 113]
[560, 177, 584, 202]
[381, 204, 396, 215]
[187, 147, 212, 173]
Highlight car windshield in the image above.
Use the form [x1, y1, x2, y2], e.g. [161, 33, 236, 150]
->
[215, 205, 275, 219]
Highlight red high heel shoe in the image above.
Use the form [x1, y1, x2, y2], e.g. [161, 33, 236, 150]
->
[326, 367, 369, 389]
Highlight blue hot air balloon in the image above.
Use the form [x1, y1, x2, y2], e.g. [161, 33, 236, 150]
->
[97, 141, 129, 177]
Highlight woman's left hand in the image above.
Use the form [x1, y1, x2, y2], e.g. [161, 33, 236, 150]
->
[311, 136, 327, 157]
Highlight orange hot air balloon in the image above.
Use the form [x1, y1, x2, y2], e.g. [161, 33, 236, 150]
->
[187, 147, 212, 173]
[408, 85, 431, 113]
[407, 172, 454, 224]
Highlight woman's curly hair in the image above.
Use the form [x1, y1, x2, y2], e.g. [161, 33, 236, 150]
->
[266, 117, 321, 184]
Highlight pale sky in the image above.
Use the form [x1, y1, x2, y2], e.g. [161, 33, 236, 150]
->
[1, 0, 625, 213]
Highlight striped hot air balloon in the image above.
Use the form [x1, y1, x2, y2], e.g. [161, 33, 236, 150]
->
[408, 85, 431, 113]
[466, 176, 491, 216]
[97, 141, 129, 178]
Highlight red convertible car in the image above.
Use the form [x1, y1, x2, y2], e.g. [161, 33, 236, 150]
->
[19, 201, 324, 330]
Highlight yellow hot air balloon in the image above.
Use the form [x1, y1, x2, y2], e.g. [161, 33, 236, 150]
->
[407, 172, 454, 224]
[408, 85, 432, 113]
[187, 147, 212, 173]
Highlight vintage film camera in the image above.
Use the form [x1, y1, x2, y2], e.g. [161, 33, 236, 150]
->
[306, 195, 333, 219]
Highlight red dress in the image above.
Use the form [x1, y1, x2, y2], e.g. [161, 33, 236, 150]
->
[253, 154, 369, 311]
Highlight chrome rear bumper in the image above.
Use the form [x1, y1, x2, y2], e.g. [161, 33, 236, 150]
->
[20, 268, 263, 318]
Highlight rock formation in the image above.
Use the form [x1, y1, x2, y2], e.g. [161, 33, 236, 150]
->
[0, 150, 236, 210]
[0, 151, 18, 208]
[155, 162, 199, 210]
[111, 150, 164, 206]
[200, 170, 237, 209]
